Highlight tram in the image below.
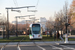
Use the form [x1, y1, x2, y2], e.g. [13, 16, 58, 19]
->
[29, 24, 42, 39]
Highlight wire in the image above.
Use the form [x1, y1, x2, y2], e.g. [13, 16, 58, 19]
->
[13, 0, 22, 16]
[13, 0, 18, 6]
[34, 0, 39, 16]
[35, 0, 39, 9]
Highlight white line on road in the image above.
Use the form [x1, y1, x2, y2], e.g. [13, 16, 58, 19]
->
[43, 42, 63, 50]
[52, 47, 63, 50]
[60, 45, 75, 50]
[63, 47, 75, 50]
[17, 45, 21, 50]
[1, 46, 3, 50]
[49, 45, 63, 50]
[33, 41, 46, 50]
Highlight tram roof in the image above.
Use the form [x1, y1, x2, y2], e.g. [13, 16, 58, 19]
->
[29, 23, 42, 27]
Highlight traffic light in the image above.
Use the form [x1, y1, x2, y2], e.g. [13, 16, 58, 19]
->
[65, 23, 70, 26]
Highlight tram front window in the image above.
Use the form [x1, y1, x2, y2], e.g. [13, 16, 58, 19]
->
[32, 24, 40, 34]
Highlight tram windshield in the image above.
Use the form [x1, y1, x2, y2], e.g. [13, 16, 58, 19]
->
[32, 24, 40, 34]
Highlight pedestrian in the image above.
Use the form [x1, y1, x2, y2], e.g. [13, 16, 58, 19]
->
[56, 31, 60, 41]
[50, 30, 52, 37]
[54, 33, 56, 41]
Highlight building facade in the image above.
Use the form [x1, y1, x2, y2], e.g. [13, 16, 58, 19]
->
[39, 17, 47, 32]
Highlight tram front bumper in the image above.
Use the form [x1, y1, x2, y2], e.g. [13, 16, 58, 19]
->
[29, 35, 42, 39]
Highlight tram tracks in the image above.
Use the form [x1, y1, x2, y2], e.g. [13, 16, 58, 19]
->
[31, 40, 46, 50]
[1, 37, 20, 50]
[17, 37, 25, 50]
[1, 37, 75, 50]
[0, 37, 25, 50]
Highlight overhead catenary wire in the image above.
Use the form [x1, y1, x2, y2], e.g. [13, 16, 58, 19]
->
[30, 0, 39, 23]
[35, 0, 39, 9]
[13, 0, 22, 16]
[13, 0, 39, 19]
[34, 0, 39, 16]
[13, 0, 18, 6]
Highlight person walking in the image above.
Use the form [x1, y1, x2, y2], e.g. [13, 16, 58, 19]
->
[56, 31, 60, 41]
[54, 33, 56, 41]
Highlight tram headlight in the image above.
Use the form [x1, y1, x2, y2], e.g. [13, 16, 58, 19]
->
[38, 35, 40, 37]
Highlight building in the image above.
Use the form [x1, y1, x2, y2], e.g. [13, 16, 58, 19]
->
[39, 17, 47, 32]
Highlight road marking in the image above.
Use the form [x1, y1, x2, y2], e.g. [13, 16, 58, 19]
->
[17, 45, 21, 50]
[43, 42, 63, 50]
[17, 37, 25, 50]
[37, 45, 46, 50]
[63, 47, 75, 50]
[1, 46, 3, 50]
[32, 41, 46, 50]
[52, 47, 63, 50]
[50, 45, 63, 50]
[44, 42, 75, 50]
[60, 45, 75, 50]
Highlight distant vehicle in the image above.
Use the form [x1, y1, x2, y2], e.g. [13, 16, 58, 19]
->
[29, 24, 42, 40]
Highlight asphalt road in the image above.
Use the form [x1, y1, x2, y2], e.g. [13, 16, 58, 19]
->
[19, 45, 75, 50]
[0, 46, 1, 50]
[2, 46, 17, 50]
[1, 44, 75, 50]
[20, 46, 42, 50]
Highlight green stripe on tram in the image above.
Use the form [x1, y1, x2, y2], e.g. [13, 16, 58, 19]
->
[29, 35, 32, 36]
[40, 35, 42, 36]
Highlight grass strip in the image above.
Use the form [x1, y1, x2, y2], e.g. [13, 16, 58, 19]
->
[0, 35, 75, 43]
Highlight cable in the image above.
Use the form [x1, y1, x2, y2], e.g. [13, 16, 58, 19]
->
[35, 0, 39, 9]
[13, 0, 18, 6]
[13, 0, 22, 16]
[34, 0, 39, 16]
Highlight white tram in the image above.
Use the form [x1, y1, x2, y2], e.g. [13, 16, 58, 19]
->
[29, 24, 42, 39]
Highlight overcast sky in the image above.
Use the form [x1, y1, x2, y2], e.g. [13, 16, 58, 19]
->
[0, 0, 73, 23]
